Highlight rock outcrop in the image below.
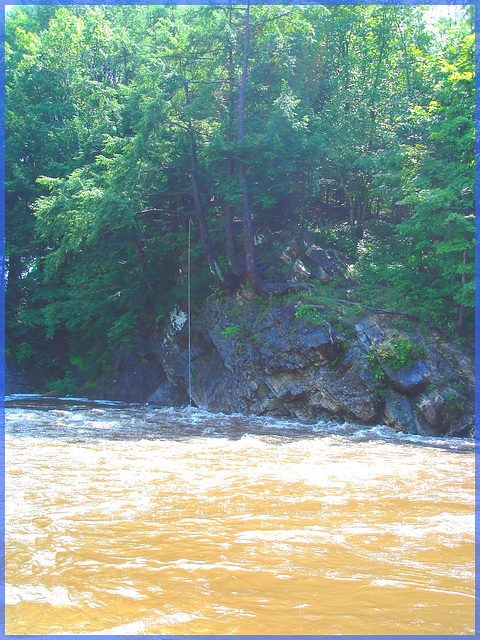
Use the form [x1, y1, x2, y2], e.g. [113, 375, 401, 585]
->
[5, 357, 44, 395]
[11, 235, 473, 439]
[86, 333, 187, 405]
[147, 284, 474, 437]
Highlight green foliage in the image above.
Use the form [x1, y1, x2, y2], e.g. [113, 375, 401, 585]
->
[329, 352, 345, 369]
[371, 336, 427, 370]
[47, 372, 79, 397]
[311, 223, 359, 260]
[395, 21, 474, 326]
[366, 352, 387, 382]
[5, 4, 474, 389]
[295, 304, 324, 326]
[16, 342, 33, 364]
[220, 325, 241, 339]
[443, 390, 465, 414]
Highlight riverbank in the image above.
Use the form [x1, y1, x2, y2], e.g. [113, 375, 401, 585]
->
[7, 234, 474, 439]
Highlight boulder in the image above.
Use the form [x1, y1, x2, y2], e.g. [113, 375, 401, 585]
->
[148, 379, 188, 407]
[315, 267, 332, 284]
[381, 360, 430, 395]
[383, 389, 438, 436]
[416, 390, 446, 426]
[415, 389, 463, 435]
[445, 415, 475, 438]
[289, 258, 311, 283]
[305, 245, 343, 276]
[279, 239, 304, 263]
[89, 335, 167, 403]
[315, 346, 380, 423]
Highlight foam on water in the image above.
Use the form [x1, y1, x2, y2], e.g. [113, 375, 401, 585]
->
[6, 584, 78, 607]
[5, 397, 474, 454]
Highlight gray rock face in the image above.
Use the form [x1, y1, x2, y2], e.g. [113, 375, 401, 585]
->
[36, 237, 470, 438]
[87, 334, 168, 403]
[289, 258, 311, 282]
[305, 245, 342, 276]
[415, 389, 464, 435]
[416, 390, 447, 425]
[152, 296, 381, 424]
[315, 267, 332, 284]
[446, 414, 475, 438]
[5, 357, 37, 394]
[149, 296, 473, 438]
[383, 389, 438, 436]
[355, 317, 385, 352]
[148, 379, 188, 407]
[279, 239, 304, 263]
[381, 360, 430, 395]
[10, 235, 473, 439]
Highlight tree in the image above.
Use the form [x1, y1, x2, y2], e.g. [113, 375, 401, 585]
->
[5, 4, 474, 388]
[397, 12, 474, 330]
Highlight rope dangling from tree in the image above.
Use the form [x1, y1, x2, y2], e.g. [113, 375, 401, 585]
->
[187, 217, 192, 406]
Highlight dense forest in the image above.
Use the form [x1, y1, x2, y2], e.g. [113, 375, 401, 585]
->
[5, 4, 474, 392]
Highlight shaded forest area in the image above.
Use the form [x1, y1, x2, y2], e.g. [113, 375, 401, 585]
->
[6, 4, 474, 390]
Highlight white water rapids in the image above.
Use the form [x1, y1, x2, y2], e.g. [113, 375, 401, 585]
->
[5, 395, 476, 635]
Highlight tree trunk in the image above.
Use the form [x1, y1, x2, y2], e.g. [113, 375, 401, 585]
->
[236, 0, 266, 296]
[225, 159, 242, 275]
[229, 2, 312, 299]
[184, 82, 225, 286]
[346, 190, 355, 225]
[224, 11, 242, 277]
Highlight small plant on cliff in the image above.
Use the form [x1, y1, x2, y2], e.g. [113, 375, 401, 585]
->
[220, 324, 241, 339]
[371, 336, 427, 370]
[294, 304, 323, 326]
[443, 389, 466, 414]
[366, 352, 387, 382]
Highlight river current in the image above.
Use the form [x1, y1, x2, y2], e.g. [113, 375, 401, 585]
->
[5, 395, 475, 635]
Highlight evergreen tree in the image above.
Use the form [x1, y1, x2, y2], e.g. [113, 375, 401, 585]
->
[5, 5, 474, 388]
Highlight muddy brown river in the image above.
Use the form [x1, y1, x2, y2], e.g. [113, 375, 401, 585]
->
[5, 395, 475, 635]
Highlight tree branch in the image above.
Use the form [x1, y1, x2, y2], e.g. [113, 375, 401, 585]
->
[250, 10, 294, 32]
[306, 300, 420, 322]
[135, 208, 173, 216]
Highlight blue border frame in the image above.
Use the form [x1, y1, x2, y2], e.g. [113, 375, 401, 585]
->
[474, 1, 480, 638]
[2, 1, 477, 639]
[1, 1, 6, 637]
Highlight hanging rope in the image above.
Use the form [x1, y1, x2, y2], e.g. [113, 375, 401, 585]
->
[187, 218, 192, 406]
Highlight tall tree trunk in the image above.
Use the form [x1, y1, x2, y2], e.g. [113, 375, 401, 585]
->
[237, 0, 266, 296]
[225, 159, 241, 275]
[184, 82, 225, 286]
[224, 7, 242, 276]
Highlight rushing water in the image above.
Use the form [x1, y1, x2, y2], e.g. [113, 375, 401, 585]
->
[5, 395, 476, 635]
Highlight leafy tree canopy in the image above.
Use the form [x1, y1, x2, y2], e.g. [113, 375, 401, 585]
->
[5, 4, 474, 386]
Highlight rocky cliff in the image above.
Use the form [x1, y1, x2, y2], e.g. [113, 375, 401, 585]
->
[148, 284, 474, 438]
[8, 238, 474, 439]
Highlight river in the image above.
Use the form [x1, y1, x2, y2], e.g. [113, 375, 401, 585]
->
[5, 395, 475, 635]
